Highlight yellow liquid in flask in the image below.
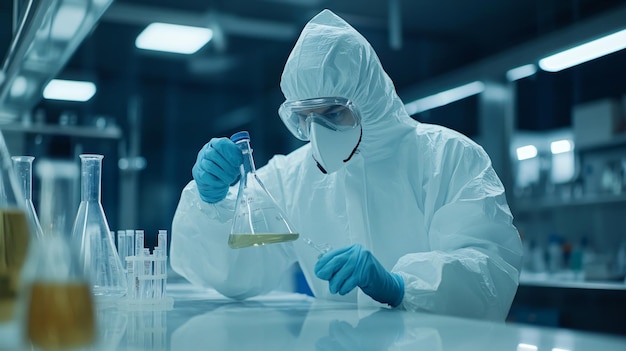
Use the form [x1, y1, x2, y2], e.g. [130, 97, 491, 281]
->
[0, 208, 30, 322]
[228, 233, 299, 249]
[27, 282, 95, 349]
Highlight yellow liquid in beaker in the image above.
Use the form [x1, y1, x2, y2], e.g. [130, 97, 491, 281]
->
[0, 208, 30, 322]
[228, 233, 299, 249]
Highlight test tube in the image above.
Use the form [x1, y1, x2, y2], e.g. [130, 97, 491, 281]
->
[126, 255, 135, 299]
[134, 230, 144, 258]
[157, 230, 167, 254]
[158, 230, 168, 297]
[134, 230, 144, 299]
[126, 229, 135, 258]
[117, 230, 127, 263]
[153, 248, 163, 299]
[142, 248, 152, 299]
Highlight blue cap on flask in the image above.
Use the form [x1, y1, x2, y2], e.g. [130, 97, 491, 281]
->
[230, 131, 250, 143]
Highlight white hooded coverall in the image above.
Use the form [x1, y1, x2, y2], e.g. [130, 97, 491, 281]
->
[170, 9, 523, 321]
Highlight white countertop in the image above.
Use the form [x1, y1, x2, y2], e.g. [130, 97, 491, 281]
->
[4, 281, 622, 350]
[83, 282, 626, 351]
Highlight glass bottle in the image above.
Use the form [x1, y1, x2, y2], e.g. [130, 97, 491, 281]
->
[228, 131, 298, 249]
[11, 156, 44, 239]
[0, 133, 32, 349]
[71, 154, 126, 297]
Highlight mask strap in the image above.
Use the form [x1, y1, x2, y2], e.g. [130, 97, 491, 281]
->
[343, 127, 362, 162]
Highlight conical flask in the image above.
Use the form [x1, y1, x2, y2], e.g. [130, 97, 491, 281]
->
[0, 132, 32, 346]
[11, 156, 44, 239]
[71, 154, 126, 297]
[23, 232, 96, 349]
[228, 131, 298, 249]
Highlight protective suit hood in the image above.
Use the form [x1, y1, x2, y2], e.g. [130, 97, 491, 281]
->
[280, 9, 416, 161]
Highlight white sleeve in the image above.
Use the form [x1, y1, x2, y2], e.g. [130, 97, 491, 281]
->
[170, 179, 297, 300]
[394, 140, 523, 321]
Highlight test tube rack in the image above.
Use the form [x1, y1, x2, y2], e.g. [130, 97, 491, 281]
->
[115, 229, 173, 310]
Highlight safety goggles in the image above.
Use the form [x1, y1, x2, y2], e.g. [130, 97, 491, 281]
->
[278, 97, 361, 141]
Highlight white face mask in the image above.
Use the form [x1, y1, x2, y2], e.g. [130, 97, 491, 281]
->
[309, 121, 362, 174]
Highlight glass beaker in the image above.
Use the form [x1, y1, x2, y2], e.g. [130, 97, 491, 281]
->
[11, 156, 44, 239]
[0, 133, 32, 348]
[23, 234, 96, 350]
[228, 131, 298, 249]
[71, 154, 127, 297]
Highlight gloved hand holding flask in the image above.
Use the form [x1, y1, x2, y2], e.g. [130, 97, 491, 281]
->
[192, 138, 243, 203]
[314, 244, 404, 307]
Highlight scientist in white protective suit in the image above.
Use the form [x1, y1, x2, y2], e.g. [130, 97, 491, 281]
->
[170, 9, 523, 321]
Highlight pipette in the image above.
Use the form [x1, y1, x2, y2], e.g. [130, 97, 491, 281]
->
[302, 237, 333, 257]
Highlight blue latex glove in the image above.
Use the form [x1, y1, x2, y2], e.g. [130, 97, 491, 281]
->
[192, 137, 243, 203]
[314, 244, 404, 307]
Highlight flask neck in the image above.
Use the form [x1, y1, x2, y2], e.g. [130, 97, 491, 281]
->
[236, 139, 256, 176]
[80, 155, 103, 202]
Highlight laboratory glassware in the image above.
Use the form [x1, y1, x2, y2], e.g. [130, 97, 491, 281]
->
[71, 154, 127, 297]
[36, 158, 80, 238]
[228, 131, 299, 249]
[302, 237, 333, 257]
[23, 230, 95, 349]
[11, 156, 44, 238]
[118, 229, 170, 304]
[0, 132, 32, 349]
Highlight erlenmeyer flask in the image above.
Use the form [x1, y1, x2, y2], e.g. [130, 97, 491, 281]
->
[11, 156, 44, 239]
[23, 234, 96, 350]
[0, 133, 32, 348]
[228, 131, 298, 249]
[71, 154, 126, 297]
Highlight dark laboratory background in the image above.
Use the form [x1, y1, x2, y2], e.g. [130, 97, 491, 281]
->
[1, 0, 626, 336]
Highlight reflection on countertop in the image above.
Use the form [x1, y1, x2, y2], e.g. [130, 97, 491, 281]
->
[81, 283, 626, 351]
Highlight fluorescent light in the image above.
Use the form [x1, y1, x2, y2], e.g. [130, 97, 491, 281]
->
[506, 64, 537, 81]
[404, 81, 485, 115]
[43, 79, 96, 102]
[10, 76, 28, 98]
[51, 3, 87, 40]
[539, 28, 626, 72]
[516, 145, 538, 161]
[552, 348, 571, 351]
[550, 140, 572, 154]
[517, 344, 538, 351]
[135, 23, 213, 54]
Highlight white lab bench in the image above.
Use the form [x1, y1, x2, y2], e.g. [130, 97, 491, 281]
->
[85, 282, 626, 351]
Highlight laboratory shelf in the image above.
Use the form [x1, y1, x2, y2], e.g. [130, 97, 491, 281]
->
[519, 275, 626, 291]
[0, 123, 122, 139]
[577, 133, 626, 152]
[513, 193, 626, 212]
